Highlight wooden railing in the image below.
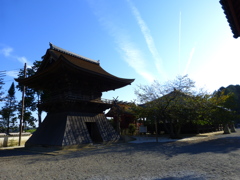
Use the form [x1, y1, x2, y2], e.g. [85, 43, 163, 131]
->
[41, 94, 114, 105]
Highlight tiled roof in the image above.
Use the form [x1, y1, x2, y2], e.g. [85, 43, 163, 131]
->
[49, 43, 99, 64]
[15, 44, 134, 91]
[48, 48, 122, 80]
[220, 0, 240, 38]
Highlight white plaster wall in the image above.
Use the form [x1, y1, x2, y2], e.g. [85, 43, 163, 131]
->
[0, 134, 31, 147]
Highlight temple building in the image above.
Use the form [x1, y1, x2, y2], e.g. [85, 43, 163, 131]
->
[106, 102, 136, 134]
[15, 43, 134, 147]
[220, 0, 240, 38]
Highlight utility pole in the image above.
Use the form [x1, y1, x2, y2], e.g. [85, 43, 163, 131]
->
[0, 71, 6, 101]
[19, 63, 26, 146]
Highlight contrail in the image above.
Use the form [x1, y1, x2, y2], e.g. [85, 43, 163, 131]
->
[127, 0, 167, 80]
[178, 11, 181, 74]
[120, 42, 156, 83]
[87, 0, 155, 83]
[184, 46, 195, 75]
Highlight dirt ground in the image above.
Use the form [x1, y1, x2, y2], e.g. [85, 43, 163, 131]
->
[1, 131, 240, 180]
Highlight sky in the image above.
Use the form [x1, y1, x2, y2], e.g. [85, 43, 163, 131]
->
[1, 0, 240, 105]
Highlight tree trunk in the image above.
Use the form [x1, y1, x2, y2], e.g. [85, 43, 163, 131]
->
[38, 108, 42, 127]
[162, 119, 170, 134]
[169, 121, 182, 139]
[116, 116, 121, 135]
[175, 124, 182, 139]
[6, 117, 10, 135]
[155, 118, 158, 142]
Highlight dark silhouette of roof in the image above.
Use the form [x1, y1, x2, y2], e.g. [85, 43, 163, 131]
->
[16, 43, 134, 92]
[220, 0, 240, 38]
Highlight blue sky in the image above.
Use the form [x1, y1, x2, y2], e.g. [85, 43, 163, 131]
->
[1, 0, 240, 104]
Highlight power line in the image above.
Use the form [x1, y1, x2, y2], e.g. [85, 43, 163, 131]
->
[0, 68, 22, 71]
[0, 68, 22, 77]
[0, 71, 6, 78]
[0, 68, 22, 82]
[3, 80, 15, 82]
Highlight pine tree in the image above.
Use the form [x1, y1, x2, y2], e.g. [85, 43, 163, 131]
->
[0, 82, 17, 134]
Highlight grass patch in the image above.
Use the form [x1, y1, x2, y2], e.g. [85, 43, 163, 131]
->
[25, 129, 36, 134]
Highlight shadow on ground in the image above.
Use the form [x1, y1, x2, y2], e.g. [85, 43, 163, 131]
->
[0, 146, 64, 157]
[1, 132, 240, 161]
[154, 175, 206, 180]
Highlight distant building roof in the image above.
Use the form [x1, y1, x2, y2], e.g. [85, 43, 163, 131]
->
[220, 0, 240, 38]
[106, 102, 134, 117]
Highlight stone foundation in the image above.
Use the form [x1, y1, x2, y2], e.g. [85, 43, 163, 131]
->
[26, 112, 120, 147]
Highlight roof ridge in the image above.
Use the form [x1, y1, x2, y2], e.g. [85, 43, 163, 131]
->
[49, 43, 100, 64]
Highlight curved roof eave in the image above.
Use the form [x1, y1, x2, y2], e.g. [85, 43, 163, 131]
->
[59, 54, 135, 84]
[15, 55, 134, 90]
[15, 57, 64, 89]
[220, 0, 240, 38]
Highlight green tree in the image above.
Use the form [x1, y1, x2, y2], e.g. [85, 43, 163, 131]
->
[211, 90, 236, 133]
[0, 82, 17, 134]
[134, 75, 235, 138]
[128, 123, 136, 135]
[134, 75, 196, 139]
[214, 85, 240, 123]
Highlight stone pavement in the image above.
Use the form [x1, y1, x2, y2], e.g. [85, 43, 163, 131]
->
[129, 131, 224, 143]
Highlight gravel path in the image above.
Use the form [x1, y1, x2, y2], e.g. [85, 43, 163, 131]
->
[1, 131, 240, 180]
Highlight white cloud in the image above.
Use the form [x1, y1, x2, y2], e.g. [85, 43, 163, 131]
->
[88, 0, 155, 83]
[127, 0, 167, 79]
[17, 56, 32, 67]
[0, 47, 13, 57]
[120, 42, 155, 82]
[0, 46, 32, 68]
